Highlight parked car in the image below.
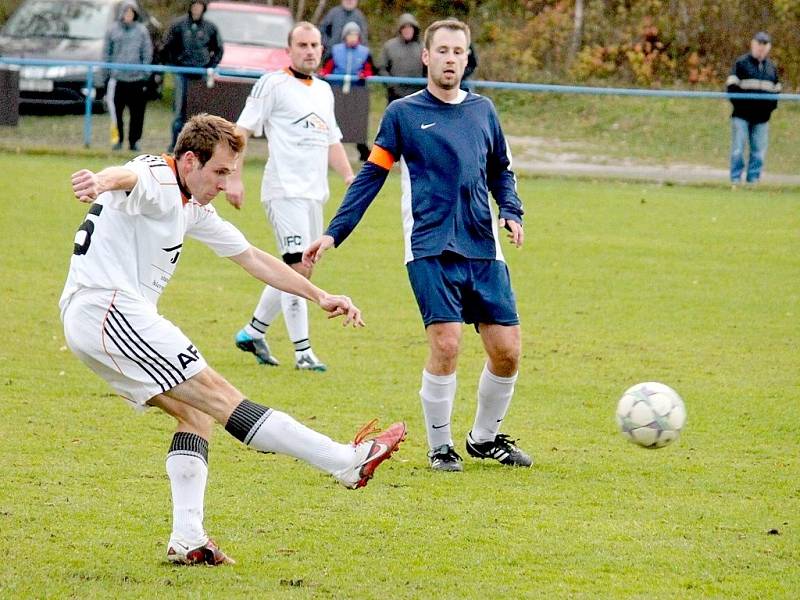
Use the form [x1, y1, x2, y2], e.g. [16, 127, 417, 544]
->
[0, 0, 160, 110]
[204, 1, 293, 80]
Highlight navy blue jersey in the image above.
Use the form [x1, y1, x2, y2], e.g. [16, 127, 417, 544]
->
[325, 89, 523, 263]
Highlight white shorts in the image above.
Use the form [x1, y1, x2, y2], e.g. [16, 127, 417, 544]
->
[262, 196, 323, 257]
[61, 289, 207, 409]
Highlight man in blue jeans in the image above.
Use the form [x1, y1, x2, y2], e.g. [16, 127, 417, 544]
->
[726, 31, 781, 186]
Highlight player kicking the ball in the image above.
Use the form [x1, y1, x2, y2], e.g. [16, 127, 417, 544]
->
[60, 114, 405, 565]
[305, 20, 531, 473]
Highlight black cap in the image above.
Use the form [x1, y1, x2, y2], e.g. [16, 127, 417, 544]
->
[754, 31, 771, 44]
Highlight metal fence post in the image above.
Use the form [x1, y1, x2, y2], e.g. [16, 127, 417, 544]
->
[83, 67, 94, 148]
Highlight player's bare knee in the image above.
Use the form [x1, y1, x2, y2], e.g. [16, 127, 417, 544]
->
[488, 345, 520, 375]
[431, 335, 460, 363]
[188, 368, 245, 423]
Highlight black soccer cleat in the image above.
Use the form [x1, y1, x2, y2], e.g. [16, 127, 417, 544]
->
[465, 432, 533, 467]
[428, 444, 464, 472]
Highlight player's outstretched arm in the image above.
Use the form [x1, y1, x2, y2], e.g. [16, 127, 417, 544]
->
[71, 167, 138, 203]
[302, 234, 335, 268]
[230, 245, 364, 327]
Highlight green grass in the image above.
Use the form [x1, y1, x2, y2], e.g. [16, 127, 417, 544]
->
[490, 91, 800, 174]
[0, 152, 798, 598]
[3, 89, 799, 176]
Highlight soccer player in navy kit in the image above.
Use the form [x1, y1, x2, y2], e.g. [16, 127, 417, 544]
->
[304, 20, 532, 472]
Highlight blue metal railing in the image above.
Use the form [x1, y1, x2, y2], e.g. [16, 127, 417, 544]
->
[0, 56, 795, 148]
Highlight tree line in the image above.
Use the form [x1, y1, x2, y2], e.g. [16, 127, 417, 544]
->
[1, 0, 796, 89]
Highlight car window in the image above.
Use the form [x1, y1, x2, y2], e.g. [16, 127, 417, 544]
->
[3, 0, 113, 40]
[204, 9, 292, 48]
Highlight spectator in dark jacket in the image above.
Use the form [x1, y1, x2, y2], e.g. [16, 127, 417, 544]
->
[161, 0, 223, 151]
[319, 21, 374, 161]
[319, 0, 368, 57]
[103, 0, 153, 151]
[378, 13, 424, 103]
[726, 31, 781, 185]
[461, 42, 478, 90]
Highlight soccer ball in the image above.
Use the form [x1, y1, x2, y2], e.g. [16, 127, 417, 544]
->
[615, 382, 687, 448]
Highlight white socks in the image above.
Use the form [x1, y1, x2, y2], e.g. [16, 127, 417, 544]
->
[419, 364, 518, 450]
[471, 364, 518, 443]
[244, 285, 282, 338]
[243, 288, 311, 353]
[420, 369, 457, 450]
[166, 453, 208, 546]
[245, 409, 354, 474]
[282, 294, 309, 348]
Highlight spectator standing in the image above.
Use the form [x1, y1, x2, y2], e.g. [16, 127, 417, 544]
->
[726, 31, 781, 186]
[103, 0, 153, 151]
[319, 21, 375, 161]
[461, 41, 478, 91]
[378, 13, 424, 104]
[319, 0, 368, 56]
[161, 0, 223, 152]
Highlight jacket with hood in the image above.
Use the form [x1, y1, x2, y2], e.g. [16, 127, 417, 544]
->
[320, 3, 369, 51]
[161, 0, 223, 72]
[319, 22, 374, 82]
[378, 13, 424, 99]
[103, 0, 153, 82]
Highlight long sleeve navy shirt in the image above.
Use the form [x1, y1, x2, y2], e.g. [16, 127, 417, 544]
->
[326, 89, 523, 264]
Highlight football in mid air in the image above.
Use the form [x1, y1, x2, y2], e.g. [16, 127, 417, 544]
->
[615, 382, 686, 448]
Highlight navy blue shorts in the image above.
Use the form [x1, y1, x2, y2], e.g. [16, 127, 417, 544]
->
[406, 253, 520, 327]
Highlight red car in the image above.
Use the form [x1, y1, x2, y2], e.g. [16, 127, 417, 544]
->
[204, 1, 293, 79]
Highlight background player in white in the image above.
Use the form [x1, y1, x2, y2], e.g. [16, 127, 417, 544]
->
[226, 22, 355, 372]
[304, 20, 531, 472]
[61, 114, 405, 566]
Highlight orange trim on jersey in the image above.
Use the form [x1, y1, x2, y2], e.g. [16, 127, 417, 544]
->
[283, 67, 314, 86]
[368, 145, 395, 170]
[101, 290, 125, 374]
[162, 154, 191, 205]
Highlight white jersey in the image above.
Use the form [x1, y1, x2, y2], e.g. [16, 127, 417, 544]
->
[59, 154, 250, 317]
[237, 68, 342, 203]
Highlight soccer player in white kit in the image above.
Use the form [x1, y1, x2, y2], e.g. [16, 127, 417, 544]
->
[226, 21, 356, 372]
[60, 114, 405, 566]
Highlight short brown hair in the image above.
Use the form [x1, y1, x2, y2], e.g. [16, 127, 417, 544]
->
[423, 19, 471, 50]
[288, 21, 319, 47]
[174, 114, 245, 166]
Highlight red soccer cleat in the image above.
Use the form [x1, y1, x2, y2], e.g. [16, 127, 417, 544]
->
[334, 420, 407, 489]
[167, 538, 235, 566]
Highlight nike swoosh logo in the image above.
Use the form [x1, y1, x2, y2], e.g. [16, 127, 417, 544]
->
[357, 441, 389, 466]
[420, 122, 436, 129]
[169, 541, 190, 551]
[431, 423, 449, 430]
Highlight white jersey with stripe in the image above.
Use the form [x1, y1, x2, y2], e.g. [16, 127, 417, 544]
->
[237, 68, 342, 203]
[59, 154, 250, 317]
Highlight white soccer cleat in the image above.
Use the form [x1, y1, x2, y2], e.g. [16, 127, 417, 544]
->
[334, 420, 407, 489]
[295, 349, 327, 372]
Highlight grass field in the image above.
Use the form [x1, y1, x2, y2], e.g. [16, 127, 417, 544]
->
[491, 91, 800, 174]
[1, 151, 798, 598]
[3, 86, 799, 177]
